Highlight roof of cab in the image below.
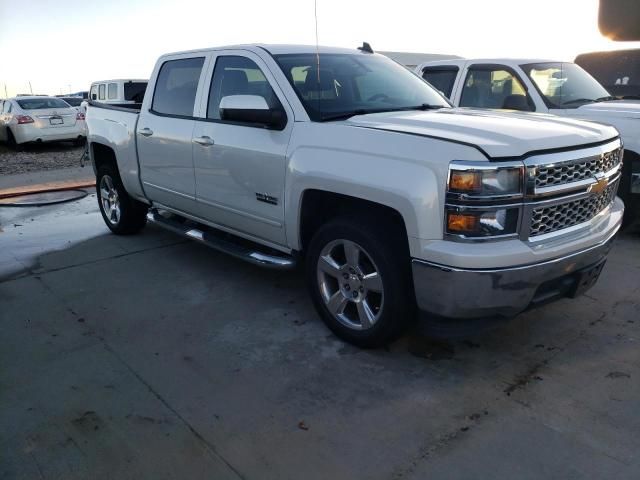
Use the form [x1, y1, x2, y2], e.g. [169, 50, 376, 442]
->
[418, 58, 562, 69]
[90, 79, 148, 85]
[161, 44, 371, 58]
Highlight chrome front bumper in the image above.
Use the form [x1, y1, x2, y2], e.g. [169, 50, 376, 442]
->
[412, 233, 618, 319]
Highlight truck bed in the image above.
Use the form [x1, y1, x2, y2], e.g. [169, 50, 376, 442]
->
[86, 100, 144, 199]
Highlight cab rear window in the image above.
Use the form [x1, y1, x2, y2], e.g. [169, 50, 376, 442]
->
[124, 82, 147, 102]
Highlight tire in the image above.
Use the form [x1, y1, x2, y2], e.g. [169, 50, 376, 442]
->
[305, 215, 414, 348]
[97, 164, 148, 235]
[6, 129, 23, 151]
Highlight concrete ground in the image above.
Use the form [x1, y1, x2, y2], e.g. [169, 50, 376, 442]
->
[1, 195, 638, 480]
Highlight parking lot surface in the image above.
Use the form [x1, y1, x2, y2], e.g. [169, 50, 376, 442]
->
[1, 195, 639, 480]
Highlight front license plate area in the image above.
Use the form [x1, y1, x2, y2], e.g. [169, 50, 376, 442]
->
[569, 259, 606, 298]
[49, 116, 63, 125]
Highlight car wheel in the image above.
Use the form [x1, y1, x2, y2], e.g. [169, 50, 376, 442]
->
[6, 129, 23, 151]
[306, 215, 414, 348]
[97, 164, 148, 235]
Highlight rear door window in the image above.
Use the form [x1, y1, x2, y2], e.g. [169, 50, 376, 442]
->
[421, 67, 459, 98]
[107, 83, 118, 100]
[152, 57, 205, 117]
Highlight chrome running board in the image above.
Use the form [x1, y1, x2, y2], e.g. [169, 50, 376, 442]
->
[146, 209, 296, 270]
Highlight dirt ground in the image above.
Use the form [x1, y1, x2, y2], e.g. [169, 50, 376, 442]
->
[0, 142, 86, 175]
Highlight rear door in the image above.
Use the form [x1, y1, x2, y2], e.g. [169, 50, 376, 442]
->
[0, 101, 9, 141]
[191, 50, 293, 245]
[136, 54, 209, 213]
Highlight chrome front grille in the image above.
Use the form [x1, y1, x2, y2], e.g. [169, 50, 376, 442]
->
[535, 148, 622, 189]
[529, 179, 619, 237]
[522, 140, 623, 240]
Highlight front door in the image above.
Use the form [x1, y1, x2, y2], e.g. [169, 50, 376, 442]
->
[191, 52, 293, 245]
[137, 56, 206, 212]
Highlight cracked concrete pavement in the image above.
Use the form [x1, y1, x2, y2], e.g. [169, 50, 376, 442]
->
[1, 195, 638, 479]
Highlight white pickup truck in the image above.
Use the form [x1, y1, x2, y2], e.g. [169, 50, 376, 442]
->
[87, 44, 624, 347]
[416, 58, 639, 226]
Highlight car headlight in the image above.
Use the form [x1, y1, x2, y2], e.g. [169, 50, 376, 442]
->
[446, 161, 524, 240]
[448, 164, 523, 197]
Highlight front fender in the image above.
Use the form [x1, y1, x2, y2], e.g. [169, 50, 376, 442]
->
[284, 124, 487, 257]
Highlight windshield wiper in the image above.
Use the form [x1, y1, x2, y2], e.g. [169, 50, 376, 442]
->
[396, 103, 447, 111]
[562, 98, 597, 105]
[319, 104, 446, 122]
[595, 95, 619, 102]
[320, 109, 371, 122]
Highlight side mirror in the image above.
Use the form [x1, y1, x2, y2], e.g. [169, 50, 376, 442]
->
[91, 94, 97, 100]
[219, 95, 285, 129]
[502, 94, 533, 112]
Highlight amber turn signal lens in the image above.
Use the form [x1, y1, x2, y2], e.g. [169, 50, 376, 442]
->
[447, 213, 479, 233]
[449, 171, 482, 192]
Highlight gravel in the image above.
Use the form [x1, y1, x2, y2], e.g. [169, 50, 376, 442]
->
[0, 142, 87, 175]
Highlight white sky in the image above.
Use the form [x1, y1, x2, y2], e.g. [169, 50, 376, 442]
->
[1, 0, 639, 97]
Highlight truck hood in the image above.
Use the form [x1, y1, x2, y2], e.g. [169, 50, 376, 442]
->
[344, 108, 618, 158]
[575, 100, 640, 118]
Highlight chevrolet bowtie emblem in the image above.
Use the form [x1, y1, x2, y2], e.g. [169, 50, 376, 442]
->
[588, 176, 609, 195]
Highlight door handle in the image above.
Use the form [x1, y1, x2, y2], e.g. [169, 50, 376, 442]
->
[193, 135, 214, 146]
[138, 127, 153, 137]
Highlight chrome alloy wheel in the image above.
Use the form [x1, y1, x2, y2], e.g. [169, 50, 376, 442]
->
[99, 175, 121, 225]
[316, 239, 384, 330]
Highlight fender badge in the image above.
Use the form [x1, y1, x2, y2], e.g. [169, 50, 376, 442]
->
[588, 176, 609, 195]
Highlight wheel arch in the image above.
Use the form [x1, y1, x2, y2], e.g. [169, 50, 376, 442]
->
[296, 189, 414, 257]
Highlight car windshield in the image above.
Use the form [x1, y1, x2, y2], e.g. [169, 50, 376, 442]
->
[16, 98, 71, 110]
[62, 97, 83, 106]
[273, 53, 450, 121]
[522, 62, 612, 108]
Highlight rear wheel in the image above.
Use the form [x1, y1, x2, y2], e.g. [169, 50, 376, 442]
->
[97, 164, 148, 235]
[306, 216, 414, 348]
[6, 129, 23, 151]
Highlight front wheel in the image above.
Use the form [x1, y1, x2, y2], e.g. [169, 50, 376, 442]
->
[97, 164, 148, 235]
[305, 216, 414, 348]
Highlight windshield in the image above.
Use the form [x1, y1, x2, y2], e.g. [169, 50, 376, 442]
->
[522, 62, 611, 108]
[62, 97, 82, 106]
[16, 98, 71, 110]
[274, 53, 450, 121]
[124, 82, 147, 102]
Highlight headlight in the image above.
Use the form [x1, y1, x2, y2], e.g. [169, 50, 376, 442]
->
[446, 207, 519, 237]
[448, 164, 523, 197]
[445, 161, 524, 240]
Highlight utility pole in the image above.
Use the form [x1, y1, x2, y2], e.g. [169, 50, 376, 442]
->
[28, 81, 33, 95]
[4, 84, 7, 99]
